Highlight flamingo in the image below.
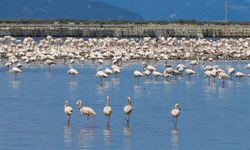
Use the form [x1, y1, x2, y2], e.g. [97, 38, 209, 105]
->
[124, 97, 132, 125]
[163, 71, 172, 80]
[185, 69, 196, 80]
[218, 72, 229, 88]
[112, 65, 121, 77]
[96, 70, 108, 86]
[235, 72, 246, 80]
[76, 100, 96, 127]
[227, 67, 235, 80]
[104, 68, 113, 75]
[133, 70, 144, 82]
[171, 103, 181, 127]
[103, 96, 112, 127]
[189, 60, 198, 69]
[146, 65, 156, 72]
[152, 70, 162, 80]
[67, 68, 79, 78]
[9, 67, 22, 79]
[9, 66, 22, 74]
[204, 70, 213, 85]
[44, 59, 56, 72]
[64, 100, 73, 125]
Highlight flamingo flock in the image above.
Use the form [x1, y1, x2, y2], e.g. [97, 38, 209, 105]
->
[65, 97, 181, 128]
[0, 35, 249, 130]
[130, 60, 250, 88]
[0, 35, 249, 84]
[65, 96, 134, 127]
[0, 36, 250, 70]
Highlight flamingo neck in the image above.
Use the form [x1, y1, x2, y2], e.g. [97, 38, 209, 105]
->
[106, 99, 109, 106]
[128, 100, 132, 106]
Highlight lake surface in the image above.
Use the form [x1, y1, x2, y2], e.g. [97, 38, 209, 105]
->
[0, 60, 250, 150]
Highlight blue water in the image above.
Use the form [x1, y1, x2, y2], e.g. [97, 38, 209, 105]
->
[0, 60, 249, 150]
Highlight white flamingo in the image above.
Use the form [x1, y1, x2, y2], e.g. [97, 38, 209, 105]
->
[189, 60, 198, 69]
[96, 70, 108, 86]
[103, 96, 112, 127]
[44, 59, 56, 72]
[235, 72, 246, 80]
[124, 97, 132, 125]
[67, 68, 79, 78]
[112, 65, 121, 77]
[204, 70, 213, 85]
[218, 72, 229, 88]
[9, 66, 22, 74]
[133, 70, 144, 82]
[146, 65, 156, 72]
[185, 69, 196, 80]
[104, 68, 113, 75]
[64, 100, 73, 125]
[152, 70, 162, 80]
[171, 103, 181, 127]
[76, 100, 96, 127]
[227, 67, 235, 80]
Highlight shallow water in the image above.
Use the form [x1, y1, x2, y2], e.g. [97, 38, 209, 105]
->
[0, 60, 250, 150]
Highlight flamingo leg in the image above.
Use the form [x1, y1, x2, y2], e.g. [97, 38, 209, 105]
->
[86, 115, 89, 128]
[92, 116, 95, 128]
[106, 116, 110, 127]
[175, 118, 178, 128]
[124, 114, 127, 124]
[222, 79, 225, 88]
[127, 114, 130, 125]
[67, 115, 70, 125]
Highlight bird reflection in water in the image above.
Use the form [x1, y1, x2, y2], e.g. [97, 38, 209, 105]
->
[103, 127, 111, 147]
[68, 80, 78, 91]
[10, 80, 20, 89]
[110, 78, 120, 86]
[77, 128, 96, 149]
[171, 126, 179, 150]
[123, 125, 132, 136]
[123, 125, 132, 150]
[133, 85, 146, 92]
[64, 124, 72, 147]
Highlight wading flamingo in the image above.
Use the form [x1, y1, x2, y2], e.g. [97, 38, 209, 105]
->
[76, 100, 96, 127]
[103, 96, 112, 127]
[64, 100, 73, 125]
[124, 97, 132, 126]
[171, 103, 181, 127]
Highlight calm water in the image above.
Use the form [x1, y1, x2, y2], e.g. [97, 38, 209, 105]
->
[0, 60, 250, 150]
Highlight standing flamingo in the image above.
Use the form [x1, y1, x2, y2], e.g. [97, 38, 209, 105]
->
[45, 59, 56, 72]
[235, 71, 246, 80]
[218, 72, 229, 88]
[171, 103, 181, 127]
[133, 70, 144, 83]
[76, 100, 96, 127]
[227, 67, 235, 80]
[103, 96, 112, 127]
[124, 97, 132, 126]
[185, 69, 196, 80]
[96, 70, 108, 86]
[64, 100, 73, 125]
[67, 68, 79, 78]
[9, 66, 22, 74]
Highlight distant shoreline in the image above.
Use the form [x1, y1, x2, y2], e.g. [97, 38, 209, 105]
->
[0, 20, 250, 38]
